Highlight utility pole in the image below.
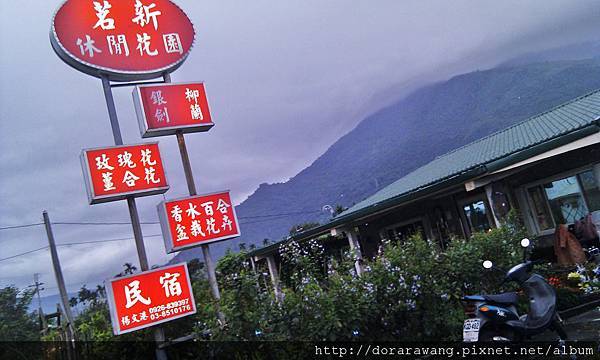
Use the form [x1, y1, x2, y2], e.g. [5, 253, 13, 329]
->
[33, 273, 47, 333]
[43, 210, 76, 358]
[43, 211, 74, 328]
[33, 273, 43, 311]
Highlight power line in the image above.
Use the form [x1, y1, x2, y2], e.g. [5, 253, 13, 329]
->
[0, 246, 49, 262]
[0, 210, 323, 231]
[0, 223, 44, 230]
[52, 221, 160, 226]
[238, 210, 321, 219]
[0, 234, 164, 262]
[57, 234, 162, 246]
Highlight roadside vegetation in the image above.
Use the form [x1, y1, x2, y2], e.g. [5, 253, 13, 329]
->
[4, 213, 599, 357]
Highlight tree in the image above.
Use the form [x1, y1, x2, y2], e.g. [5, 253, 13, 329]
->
[289, 222, 320, 235]
[333, 204, 346, 216]
[115, 262, 137, 277]
[0, 286, 39, 341]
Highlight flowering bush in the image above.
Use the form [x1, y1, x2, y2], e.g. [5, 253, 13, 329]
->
[197, 218, 527, 342]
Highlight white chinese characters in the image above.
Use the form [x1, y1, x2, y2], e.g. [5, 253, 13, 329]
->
[77, 35, 102, 58]
[124, 280, 151, 309]
[136, 33, 158, 56]
[168, 197, 235, 242]
[93, 1, 115, 30]
[159, 272, 182, 297]
[151, 90, 170, 123]
[132, 0, 162, 30]
[91, 147, 162, 193]
[185, 88, 203, 121]
[163, 33, 183, 54]
[107, 34, 130, 56]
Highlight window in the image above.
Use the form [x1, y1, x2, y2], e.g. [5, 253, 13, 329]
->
[543, 176, 588, 224]
[463, 200, 492, 233]
[580, 170, 600, 212]
[526, 167, 600, 232]
[527, 186, 554, 231]
[384, 220, 425, 243]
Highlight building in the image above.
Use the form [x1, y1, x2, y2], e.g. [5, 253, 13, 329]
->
[249, 89, 600, 289]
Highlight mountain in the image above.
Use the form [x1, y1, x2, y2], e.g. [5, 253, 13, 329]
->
[173, 55, 600, 263]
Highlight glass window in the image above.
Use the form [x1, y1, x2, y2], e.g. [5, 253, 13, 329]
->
[580, 170, 600, 212]
[386, 221, 424, 243]
[543, 176, 588, 224]
[463, 200, 491, 233]
[527, 186, 554, 231]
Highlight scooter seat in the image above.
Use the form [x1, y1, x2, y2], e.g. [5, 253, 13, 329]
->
[463, 292, 519, 305]
[483, 292, 519, 305]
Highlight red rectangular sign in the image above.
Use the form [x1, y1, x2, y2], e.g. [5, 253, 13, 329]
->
[81, 142, 169, 204]
[158, 191, 240, 252]
[106, 263, 196, 335]
[133, 82, 214, 138]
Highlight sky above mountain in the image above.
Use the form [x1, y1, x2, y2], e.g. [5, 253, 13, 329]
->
[1, 0, 600, 296]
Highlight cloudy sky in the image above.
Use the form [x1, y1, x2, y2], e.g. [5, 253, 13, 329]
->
[1, 0, 600, 300]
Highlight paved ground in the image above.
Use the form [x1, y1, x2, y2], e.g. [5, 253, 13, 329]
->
[563, 307, 600, 341]
[534, 307, 600, 341]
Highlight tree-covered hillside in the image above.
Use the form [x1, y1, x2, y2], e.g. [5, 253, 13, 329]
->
[174, 58, 600, 262]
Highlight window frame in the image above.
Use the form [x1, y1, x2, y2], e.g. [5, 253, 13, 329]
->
[379, 216, 427, 242]
[457, 193, 495, 236]
[523, 163, 599, 235]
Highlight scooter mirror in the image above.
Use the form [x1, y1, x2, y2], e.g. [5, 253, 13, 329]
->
[483, 260, 493, 269]
[520, 238, 530, 248]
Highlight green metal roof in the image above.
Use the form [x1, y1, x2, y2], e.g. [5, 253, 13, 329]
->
[248, 89, 600, 258]
[342, 89, 600, 216]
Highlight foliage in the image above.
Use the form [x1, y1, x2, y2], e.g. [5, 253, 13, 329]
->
[195, 220, 527, 342]
[0, 286, 39, 341]
[288, 222, 320, 236]
[10, 218, 565, 355]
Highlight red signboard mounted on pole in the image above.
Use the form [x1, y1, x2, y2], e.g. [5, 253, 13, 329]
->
[158, 191, 240, 252]
[50, 0, 195, 81]
[81, 142, 169, 204]
[133, 82, 214, 138]
[106, 263, 196, 335]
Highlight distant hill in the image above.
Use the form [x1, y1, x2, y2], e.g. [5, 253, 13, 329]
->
[173, 52, 600, 263]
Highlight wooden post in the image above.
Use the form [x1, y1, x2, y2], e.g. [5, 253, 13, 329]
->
[265, 255, 283, 302]
[43, 211, 76, 346]
[345, 228, 364, 276]
[484, 184, 502, 228]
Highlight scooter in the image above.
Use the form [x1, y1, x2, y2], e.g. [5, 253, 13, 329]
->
[462, 238, 567, 342]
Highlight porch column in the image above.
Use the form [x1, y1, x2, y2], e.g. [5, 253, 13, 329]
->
[265, 255, 283, 302]
[484, 184, 502, 228]
[594, 164, 600, 190]
[345, 228, 364, 276]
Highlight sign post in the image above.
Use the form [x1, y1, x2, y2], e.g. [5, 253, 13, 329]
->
[98, 75, 168, 359]
[50, 0, 233, 350]
[159, 73, 227, 325]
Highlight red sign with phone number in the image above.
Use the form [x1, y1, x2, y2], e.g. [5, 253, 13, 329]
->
[106, 263, 196, 335]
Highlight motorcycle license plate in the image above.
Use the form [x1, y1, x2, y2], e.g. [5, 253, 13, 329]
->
[463, 319, 480, 342]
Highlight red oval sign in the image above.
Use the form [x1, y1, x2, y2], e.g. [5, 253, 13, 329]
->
[50, 0, 195, 81]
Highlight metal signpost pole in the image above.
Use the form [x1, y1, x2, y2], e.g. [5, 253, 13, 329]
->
[100, 75, 168, 360]
[162, 73, 226, 326]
